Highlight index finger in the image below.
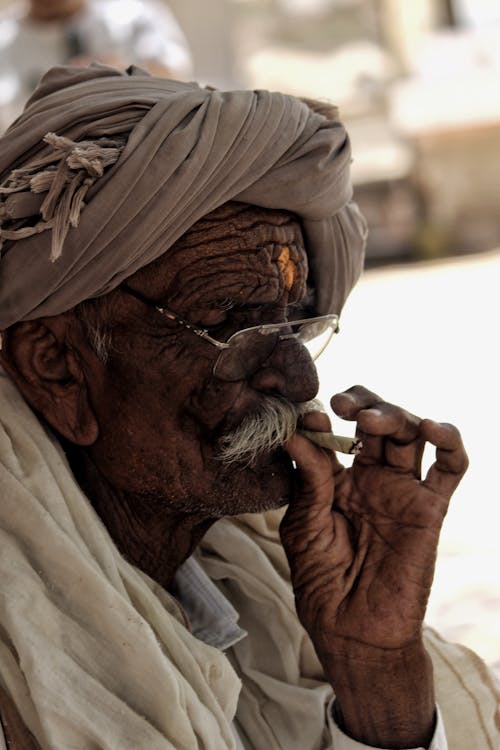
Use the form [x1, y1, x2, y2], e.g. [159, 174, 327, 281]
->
[330, 385, 383, 418]
[331, 386, 421, 443]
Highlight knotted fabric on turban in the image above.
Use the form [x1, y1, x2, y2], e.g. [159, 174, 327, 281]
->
[0, 64, 366, 329]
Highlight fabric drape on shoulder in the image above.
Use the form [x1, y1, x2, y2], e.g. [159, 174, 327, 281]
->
[0, 369, 240, 749]
[0, 64, 366, 329]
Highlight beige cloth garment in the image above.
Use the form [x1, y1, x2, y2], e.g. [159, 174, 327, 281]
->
[0, 64, 366, 329]
[0, 369, 240, 750]
[0, 368, 499, 749]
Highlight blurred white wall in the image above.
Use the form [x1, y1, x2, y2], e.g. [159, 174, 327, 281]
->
[164, 0, 244, 87]
[380, 0, 440, 73]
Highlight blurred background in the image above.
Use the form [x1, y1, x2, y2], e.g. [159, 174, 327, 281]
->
[0, 0, 499, 675]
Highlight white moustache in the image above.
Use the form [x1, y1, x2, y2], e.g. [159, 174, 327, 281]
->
[217, 396, 324, 467]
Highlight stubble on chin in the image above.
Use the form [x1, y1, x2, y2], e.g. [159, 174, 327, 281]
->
[216, 449, 294, 515]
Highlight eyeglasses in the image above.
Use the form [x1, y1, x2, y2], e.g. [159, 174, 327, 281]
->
[121, 284, 339, 382]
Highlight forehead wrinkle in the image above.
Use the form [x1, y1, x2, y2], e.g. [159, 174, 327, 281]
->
[182, 219, 302, 251]
[127, 206, 308, 304]
[167, 250, 283, 309]
[181, 203, 304, 248]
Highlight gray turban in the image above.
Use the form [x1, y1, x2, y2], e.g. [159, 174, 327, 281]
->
[0, 65, 366, 329]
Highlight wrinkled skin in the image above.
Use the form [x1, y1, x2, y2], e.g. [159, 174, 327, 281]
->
[283, 392, 466, 650]
[77, 202, 316, 522]
[0, 202, 468, 749]
[282, 388, 467, 747]
[3, 202, 318, 584]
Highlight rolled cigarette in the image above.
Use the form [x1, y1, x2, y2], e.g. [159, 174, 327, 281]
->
[297, 429, 363, 455]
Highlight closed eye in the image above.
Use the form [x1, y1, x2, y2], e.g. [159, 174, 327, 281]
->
[195, 300, 305, 331]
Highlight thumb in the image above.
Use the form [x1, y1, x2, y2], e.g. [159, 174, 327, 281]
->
[283, 411, 339, 534]
[285, 410, 342, 501]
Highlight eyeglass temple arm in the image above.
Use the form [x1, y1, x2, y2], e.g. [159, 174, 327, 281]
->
[121, 282, 231, 351]
[278, 320, 340, 341]
[185, 327, 230, 350]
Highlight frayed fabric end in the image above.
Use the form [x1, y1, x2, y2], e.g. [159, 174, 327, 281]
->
[0, 132, 126, 262]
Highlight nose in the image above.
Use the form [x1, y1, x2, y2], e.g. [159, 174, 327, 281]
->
[249, 340, 319, 402]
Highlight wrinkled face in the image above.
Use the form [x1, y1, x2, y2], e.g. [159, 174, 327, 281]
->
[83, 202, 320, 517]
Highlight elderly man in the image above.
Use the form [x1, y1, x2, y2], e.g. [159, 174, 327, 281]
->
[0, 65, 497, 750]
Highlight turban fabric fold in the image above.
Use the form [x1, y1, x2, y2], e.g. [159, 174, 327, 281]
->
[0, 64, 366, 329]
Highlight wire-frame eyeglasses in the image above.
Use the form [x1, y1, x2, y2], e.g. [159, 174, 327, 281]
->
[121, 284, 339, 382]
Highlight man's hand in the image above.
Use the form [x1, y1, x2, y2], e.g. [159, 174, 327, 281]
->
[281, 385, 468, 748]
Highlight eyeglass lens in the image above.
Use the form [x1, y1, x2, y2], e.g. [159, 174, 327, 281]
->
[213, 317, 336, 381]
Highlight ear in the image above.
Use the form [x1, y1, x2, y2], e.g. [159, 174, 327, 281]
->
[0, 318, 99, 446]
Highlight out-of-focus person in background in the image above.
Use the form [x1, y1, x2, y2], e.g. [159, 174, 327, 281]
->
[0, 0, 192, 130]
